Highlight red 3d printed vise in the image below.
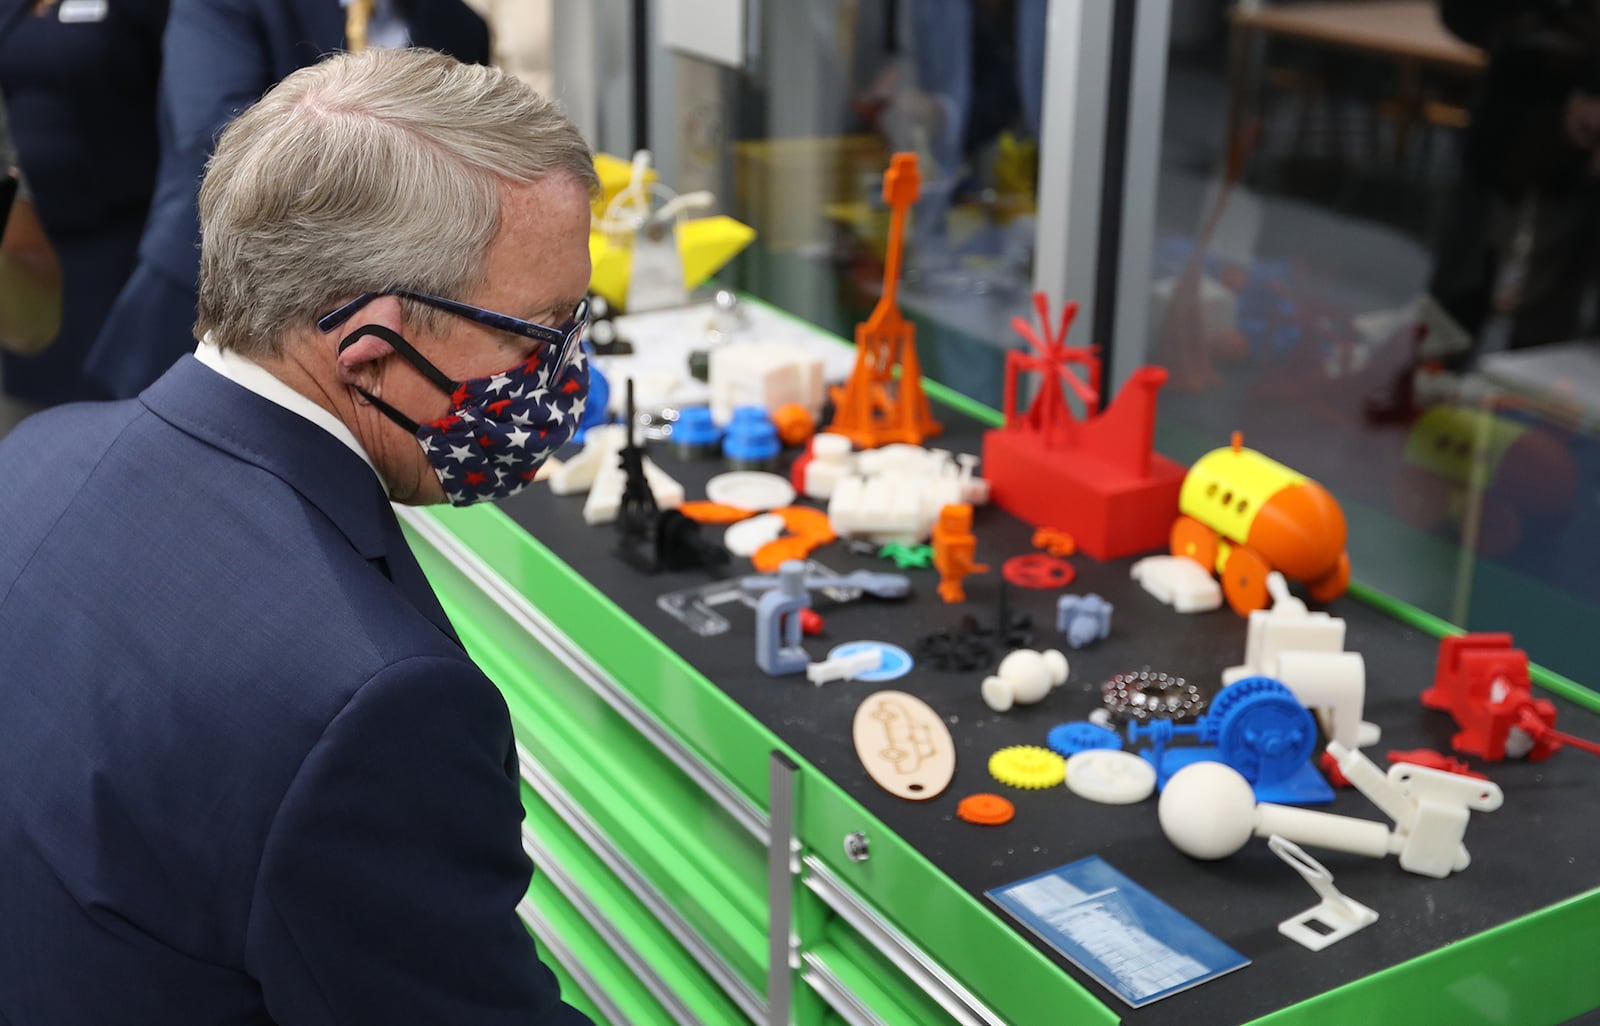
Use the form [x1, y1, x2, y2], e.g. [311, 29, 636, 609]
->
[1422, 633, 1600, 762]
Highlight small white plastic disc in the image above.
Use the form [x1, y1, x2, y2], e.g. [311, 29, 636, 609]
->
[1065, 749, 1157, 805]
[705, 471, 796, 511]
[724, 513, 786, 557]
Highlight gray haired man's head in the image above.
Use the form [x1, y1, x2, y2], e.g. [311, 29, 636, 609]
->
[197, 48, 598, 358]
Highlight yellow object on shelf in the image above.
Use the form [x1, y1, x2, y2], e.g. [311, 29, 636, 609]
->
[588, 215, 757, 309]
[592, 152, 657, 216]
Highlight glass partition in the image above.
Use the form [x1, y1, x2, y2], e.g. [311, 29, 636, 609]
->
[649, 0, 1054, 409]
[1139, 0, 1599, 684]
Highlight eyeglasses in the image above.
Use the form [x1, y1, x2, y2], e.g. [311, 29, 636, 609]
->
[317, 289, 589, 376]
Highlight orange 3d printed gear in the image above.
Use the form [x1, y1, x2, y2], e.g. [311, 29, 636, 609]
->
[988, 746, 1067, 789]
[957, 793, 1016, 825]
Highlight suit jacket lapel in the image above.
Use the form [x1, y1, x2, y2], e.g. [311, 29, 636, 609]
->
[375, 514, 462, 646]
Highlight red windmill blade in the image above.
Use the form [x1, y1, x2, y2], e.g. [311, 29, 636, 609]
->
[1003, 295, 1098, 440]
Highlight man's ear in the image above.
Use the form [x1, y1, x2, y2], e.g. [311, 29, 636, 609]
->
[334, 294, 406, 388]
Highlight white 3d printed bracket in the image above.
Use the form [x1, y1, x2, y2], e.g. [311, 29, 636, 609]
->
[1269, 834, 1378, 951]
[1225, 572, 1381, 748]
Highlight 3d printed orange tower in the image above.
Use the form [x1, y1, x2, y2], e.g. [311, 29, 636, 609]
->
[827, 153, 941, 448]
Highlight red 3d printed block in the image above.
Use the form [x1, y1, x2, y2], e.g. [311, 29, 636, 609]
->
[982, 293, 1185, 560]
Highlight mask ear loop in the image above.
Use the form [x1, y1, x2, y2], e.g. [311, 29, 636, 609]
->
[338, 324, 460, 435]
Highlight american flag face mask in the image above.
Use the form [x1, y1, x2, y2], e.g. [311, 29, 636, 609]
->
[335, 323, 588, 506]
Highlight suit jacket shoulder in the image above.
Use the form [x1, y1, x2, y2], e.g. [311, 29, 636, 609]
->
[0, 359, 587, 1024]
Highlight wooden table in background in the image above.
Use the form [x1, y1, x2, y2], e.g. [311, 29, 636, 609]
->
[1227, 1, 1486, 158]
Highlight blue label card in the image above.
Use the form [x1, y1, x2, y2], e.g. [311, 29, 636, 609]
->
[987, 856, 1250, 1008]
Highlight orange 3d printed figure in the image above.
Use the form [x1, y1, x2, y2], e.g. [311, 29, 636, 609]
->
[981, 292, 1186, 560]
[932, 504, 986, 603]
[1171, 432, 1350, 615]
[827, 153, 941, 449]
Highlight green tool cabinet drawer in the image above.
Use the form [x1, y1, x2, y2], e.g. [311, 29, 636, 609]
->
[402, 505, 1101, 1026]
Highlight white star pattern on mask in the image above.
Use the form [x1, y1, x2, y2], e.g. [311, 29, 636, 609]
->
[420, 350, 591, 504]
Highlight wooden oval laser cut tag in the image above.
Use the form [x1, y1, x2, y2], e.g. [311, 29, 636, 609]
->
[852, 690, 955, 801]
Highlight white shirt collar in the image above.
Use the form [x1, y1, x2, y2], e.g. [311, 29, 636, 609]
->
[193, 335, 389, 492]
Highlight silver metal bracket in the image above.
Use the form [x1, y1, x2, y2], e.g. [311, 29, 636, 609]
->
[768, 751, 799, 1026]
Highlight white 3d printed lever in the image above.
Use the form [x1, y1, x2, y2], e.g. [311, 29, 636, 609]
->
[1324, 741, 1502, 877]
[1159, 745, 1503, 878]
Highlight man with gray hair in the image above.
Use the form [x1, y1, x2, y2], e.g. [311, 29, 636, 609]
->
[0, 49, 596, 1024]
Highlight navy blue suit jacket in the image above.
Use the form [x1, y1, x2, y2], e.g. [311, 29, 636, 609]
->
[85, 0, 490, 398]
[0, 357, 590, 1025]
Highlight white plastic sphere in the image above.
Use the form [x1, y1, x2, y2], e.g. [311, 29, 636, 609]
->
[1041, 649, 1069, 686]
[1158, 762, 1257, 860]
[995, 650, 1053, 705]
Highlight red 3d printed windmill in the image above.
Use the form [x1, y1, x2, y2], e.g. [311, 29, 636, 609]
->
[982, 291, 1187, 560]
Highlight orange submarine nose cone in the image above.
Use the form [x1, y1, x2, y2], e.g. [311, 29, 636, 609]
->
[1247, 481, 1347, 582]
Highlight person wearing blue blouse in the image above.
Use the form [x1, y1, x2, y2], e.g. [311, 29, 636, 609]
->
[0, 0, 166, 408]
[0, 89, 62, 365]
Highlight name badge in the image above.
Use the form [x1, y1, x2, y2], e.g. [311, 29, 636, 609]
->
[58, 0, 109, 23]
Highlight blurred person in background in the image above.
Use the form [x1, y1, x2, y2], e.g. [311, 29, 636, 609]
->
[1430, 0, 1600, 357]
[464, 0, 553, 95]
[86, 0, 488, 399]
[0, 0, 166, 414]
[1369, 0, 1600, 418]
[0, 91, 61, 374]
[852, 0, 1045, 273]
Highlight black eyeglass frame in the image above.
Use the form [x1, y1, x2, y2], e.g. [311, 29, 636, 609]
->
[316, 289, 590, 376]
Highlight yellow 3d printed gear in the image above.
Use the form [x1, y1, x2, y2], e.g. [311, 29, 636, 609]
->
[988, 746, 1067, 789]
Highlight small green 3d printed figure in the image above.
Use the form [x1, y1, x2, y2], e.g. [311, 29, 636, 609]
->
[878, 542, 933, 569]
